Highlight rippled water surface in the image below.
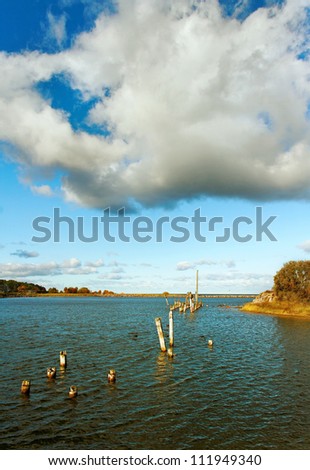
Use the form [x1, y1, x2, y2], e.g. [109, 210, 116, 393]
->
[1, 296, 310, 450]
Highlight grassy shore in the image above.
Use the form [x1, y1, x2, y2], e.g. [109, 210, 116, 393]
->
[241, 300, 310, 319]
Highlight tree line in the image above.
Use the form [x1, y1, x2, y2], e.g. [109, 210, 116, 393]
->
[0, 280, 115, 297]
[0, 279, 47, 297]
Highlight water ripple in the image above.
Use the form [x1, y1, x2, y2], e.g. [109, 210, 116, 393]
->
[1, 297, 310, 449]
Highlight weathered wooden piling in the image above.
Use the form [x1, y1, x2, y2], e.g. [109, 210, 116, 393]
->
[47, 367, 56, 379]
[169, 310, 174, 347]
[195, 270, 199, 304]
[167, 347, 174, 358]
[68, 385, 78, 398]
[155, 317, 167, 352]
[60, 351, 67, 368]
[21, 380, 31, 395]
[108, 369, 116, 383]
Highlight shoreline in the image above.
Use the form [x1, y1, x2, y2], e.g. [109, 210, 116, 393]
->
[1, 293, 257, 299]
[241, 301, 310, 320]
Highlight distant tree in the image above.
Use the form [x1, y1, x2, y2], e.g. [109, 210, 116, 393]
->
[102, 289, 115, 296]
[162, 291, 169, 297]
[0, 280, 9, 296]
[48, 287, 59, 293]
[273, 260, 310, 302]
[66, 287, 78, 294]
[78, 287, 90, 294]
[17, 284, 27, 293]
[7, 279, 20, 292]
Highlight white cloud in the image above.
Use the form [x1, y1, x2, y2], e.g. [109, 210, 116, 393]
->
[0, 257, 102, 278]
[85, 258, 105, 267]
[176, 261, 195, 271]
[46, 12, 67, 48]
[176, 258, 236, 270]
[61, 258, 81, 268]
[31, 184, 54, 197]
[10, 249, 39, 258]
[0, 0, 309, 209]
[297, 240, 310, 253]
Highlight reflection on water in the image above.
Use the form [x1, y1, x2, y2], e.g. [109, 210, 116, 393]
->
[155, 351, 175, 384]
[0, 296, 310, 450]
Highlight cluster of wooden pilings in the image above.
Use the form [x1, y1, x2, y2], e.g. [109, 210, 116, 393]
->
[170, 297, 203, 313]
[156, 305, 212, 356]
[20, 350, 116, 399]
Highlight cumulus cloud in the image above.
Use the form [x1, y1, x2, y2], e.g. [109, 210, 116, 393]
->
[85, 258, 105, 267]
[10, 249, 39, 258]
[297, 240, 310, 253]
[176, 258, 236, 270]
[31, 184, 54, 197]
[0, 0, 310, 209]
[0, 257, 101, 278]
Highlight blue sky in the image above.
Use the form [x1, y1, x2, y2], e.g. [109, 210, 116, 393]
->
[0, 0, 309, 294]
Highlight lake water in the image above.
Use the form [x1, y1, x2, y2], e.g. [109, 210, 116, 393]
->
[0, 296, 310, 450]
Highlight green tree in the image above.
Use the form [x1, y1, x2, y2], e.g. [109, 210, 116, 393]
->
[273, 260, 310, 302]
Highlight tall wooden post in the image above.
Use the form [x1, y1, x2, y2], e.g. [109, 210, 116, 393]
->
[169, 310, 174, 347]
[155, 317, 167, 352]
[60, 351, 67, 368]
[195, 270, 199, 304]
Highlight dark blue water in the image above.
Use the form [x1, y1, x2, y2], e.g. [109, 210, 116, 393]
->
[0, 296, 310, 450]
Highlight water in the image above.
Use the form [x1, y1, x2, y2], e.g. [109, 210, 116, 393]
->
[0, 296, 310, 450]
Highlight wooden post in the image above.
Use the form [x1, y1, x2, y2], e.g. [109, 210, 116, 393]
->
[155, 317, 167, 352]
[169, 310, 174, 347]
[195, 270, 199, 305]
[47, 367, 56, 379]
[108, 369, 116, 383]
[167, 347, 174, 358]
[21, 380, 31, 395]
[60, 351, 67, 368]
[68, 385, 78, 398]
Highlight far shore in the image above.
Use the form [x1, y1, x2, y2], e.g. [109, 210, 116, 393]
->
[36, 293, 256, 298]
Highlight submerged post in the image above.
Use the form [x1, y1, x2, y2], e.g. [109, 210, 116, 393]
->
[60, 351, 67, 368]
[167, 347, 174, 358]
[108, 369, 116, 383]
[169, 310, 174, 347]
[68, 385, 78, 398]
[21, 380, 31, 395]
[47, 367, 56, 379]
[155, 317, 167, 352]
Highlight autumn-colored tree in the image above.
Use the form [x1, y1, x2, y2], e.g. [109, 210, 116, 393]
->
[64, 287, 78, 293]
[273, 260, 310, 302]
[78, 287, 90, 294]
